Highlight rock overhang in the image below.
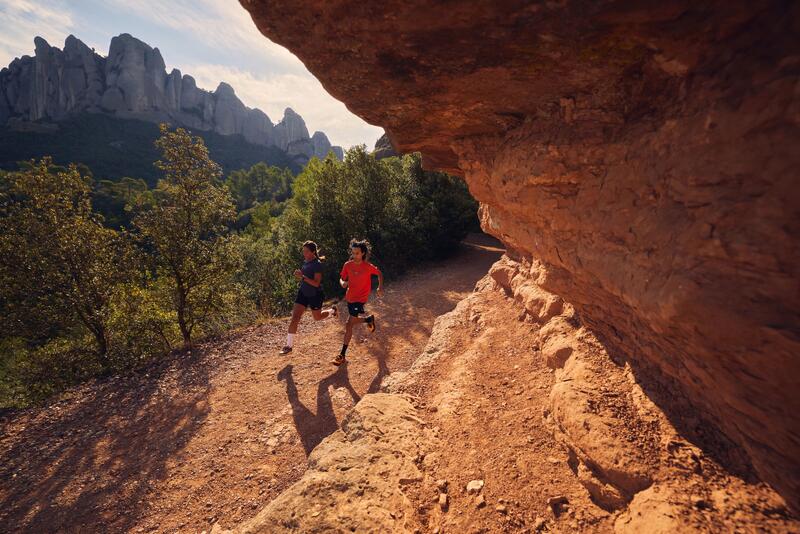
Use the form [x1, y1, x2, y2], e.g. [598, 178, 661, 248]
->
[241, 0, 800, 511]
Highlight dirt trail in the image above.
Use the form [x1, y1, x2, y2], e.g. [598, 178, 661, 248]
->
[0, 236, 503, 534]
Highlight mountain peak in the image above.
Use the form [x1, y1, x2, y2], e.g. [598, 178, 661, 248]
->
[215, 82, 236, 97]
[0, 32, 342, 162]
[33, 36, 51, 54]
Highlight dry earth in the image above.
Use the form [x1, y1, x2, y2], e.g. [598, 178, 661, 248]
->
[2, 236, 797, 533]
[0, 236, 501, 533]
[217, 255, 799, 534]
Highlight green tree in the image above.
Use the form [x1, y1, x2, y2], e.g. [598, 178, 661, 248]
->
[0, 158, 134, 372]
[133, 125, 243, 346]
[226, 162, 293, 211]
[92, 176, 149, 228]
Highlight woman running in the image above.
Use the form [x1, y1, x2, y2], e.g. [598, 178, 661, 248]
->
[333, 238, 383, 366]
[279, 241, 338, 355]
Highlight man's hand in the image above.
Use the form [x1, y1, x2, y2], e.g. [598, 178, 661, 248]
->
[294, 269, 302, 280]
[340, 278, 349, 288]
[377, 287, 384, 299]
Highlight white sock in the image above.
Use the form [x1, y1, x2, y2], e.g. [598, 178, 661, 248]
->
[287, 333, 294, 347]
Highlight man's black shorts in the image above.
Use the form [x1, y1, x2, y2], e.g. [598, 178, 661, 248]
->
[295, 289, 324, 310]
[347, 301, 366, 317]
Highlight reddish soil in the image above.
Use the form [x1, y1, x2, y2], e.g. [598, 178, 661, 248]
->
[0, 236, 503, 534]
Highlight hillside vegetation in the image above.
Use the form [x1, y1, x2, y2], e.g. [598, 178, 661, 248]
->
[0, 124, 477, 408]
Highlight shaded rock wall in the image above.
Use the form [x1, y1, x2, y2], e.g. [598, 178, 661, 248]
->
[241, 0, 800, 509]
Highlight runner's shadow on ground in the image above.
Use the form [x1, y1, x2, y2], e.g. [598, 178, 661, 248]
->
[277, 341, 388, 456]
[278, 363, 360, 455]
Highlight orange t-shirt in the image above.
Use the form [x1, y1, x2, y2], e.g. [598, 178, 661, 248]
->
[340, 260, 380, 303]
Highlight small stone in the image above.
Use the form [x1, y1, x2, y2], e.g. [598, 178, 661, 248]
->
[548, 495, 569, 517]
[533, 517, 546, 531]
[691, 495, 711, 510]
[496, 504, 508, 514]
[436, 479, 448, 492]
[466, 479, 485, 494]
[476, 494, 486, 508]
[438, 493, 448, 510]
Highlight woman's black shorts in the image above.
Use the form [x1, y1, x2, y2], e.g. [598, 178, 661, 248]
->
[347, 301, 366, 317]
[295, 289, 324, 310]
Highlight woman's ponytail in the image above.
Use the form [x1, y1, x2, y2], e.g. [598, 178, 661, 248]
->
[303, 240, 325, 261]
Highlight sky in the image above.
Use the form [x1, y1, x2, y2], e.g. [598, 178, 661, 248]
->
[0, 0, 384, 149]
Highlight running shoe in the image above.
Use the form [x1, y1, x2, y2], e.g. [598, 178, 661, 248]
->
[279, 346, 292, 355]
[332, 354, 346, 366]
[365, 315, 376, 333]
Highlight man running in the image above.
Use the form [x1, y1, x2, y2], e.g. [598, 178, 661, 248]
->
[333, 238, 383, 366]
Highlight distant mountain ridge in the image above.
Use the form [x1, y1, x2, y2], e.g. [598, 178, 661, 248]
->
[0, 33, 344, 163]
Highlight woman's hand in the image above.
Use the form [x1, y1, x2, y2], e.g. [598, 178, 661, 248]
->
[340, 278, 348, 288]
[376, 287, 384, 299]
[294, 269, 302, 280]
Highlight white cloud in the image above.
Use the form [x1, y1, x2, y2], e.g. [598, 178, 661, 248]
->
[99, 0, 307, 74]
[184, 63, 383, 149]
[79, 0, 383, 148]
[0, 0, 76, 65]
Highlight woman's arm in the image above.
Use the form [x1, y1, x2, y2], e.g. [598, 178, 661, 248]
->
[302, 272, 323, 288]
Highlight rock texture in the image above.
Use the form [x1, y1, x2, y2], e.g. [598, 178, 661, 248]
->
[0, 34, 343, 161]
[241, 0, 800, 510]
[211, 394, 433, 533]
[383, 266, 798, 532]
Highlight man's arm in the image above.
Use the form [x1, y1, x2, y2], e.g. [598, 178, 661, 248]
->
[374, 265, 384, 296]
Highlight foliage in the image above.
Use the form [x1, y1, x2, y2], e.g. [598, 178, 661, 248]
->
[92, 177, 149, 228]
[0, 158, 136, 371]
[0, 134, 478, 408]
[242, 148, 479, 313]
[226, 162, 293, 211]
[132, 125, 249, 346]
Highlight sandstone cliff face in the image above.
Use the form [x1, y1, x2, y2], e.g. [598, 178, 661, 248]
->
[0, 34, 343, 161]
[241, 0, 800, 510]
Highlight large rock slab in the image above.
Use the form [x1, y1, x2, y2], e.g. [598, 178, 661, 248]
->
[212, 393, 431, 533]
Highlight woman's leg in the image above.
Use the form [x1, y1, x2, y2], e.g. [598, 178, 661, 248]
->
[311, 307, 335, 321]
[288, 303, 305, 333]
[280, 303, 306, 353]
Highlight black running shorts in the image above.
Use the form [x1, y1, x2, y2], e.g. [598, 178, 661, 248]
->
[347, 301, 366, 317]
[295, 289, 324, 310]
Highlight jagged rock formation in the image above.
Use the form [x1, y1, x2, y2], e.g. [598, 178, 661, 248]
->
[373, 132, 399, 160]
[0, 33, 343, 161]
[242, 0, 799, 511]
